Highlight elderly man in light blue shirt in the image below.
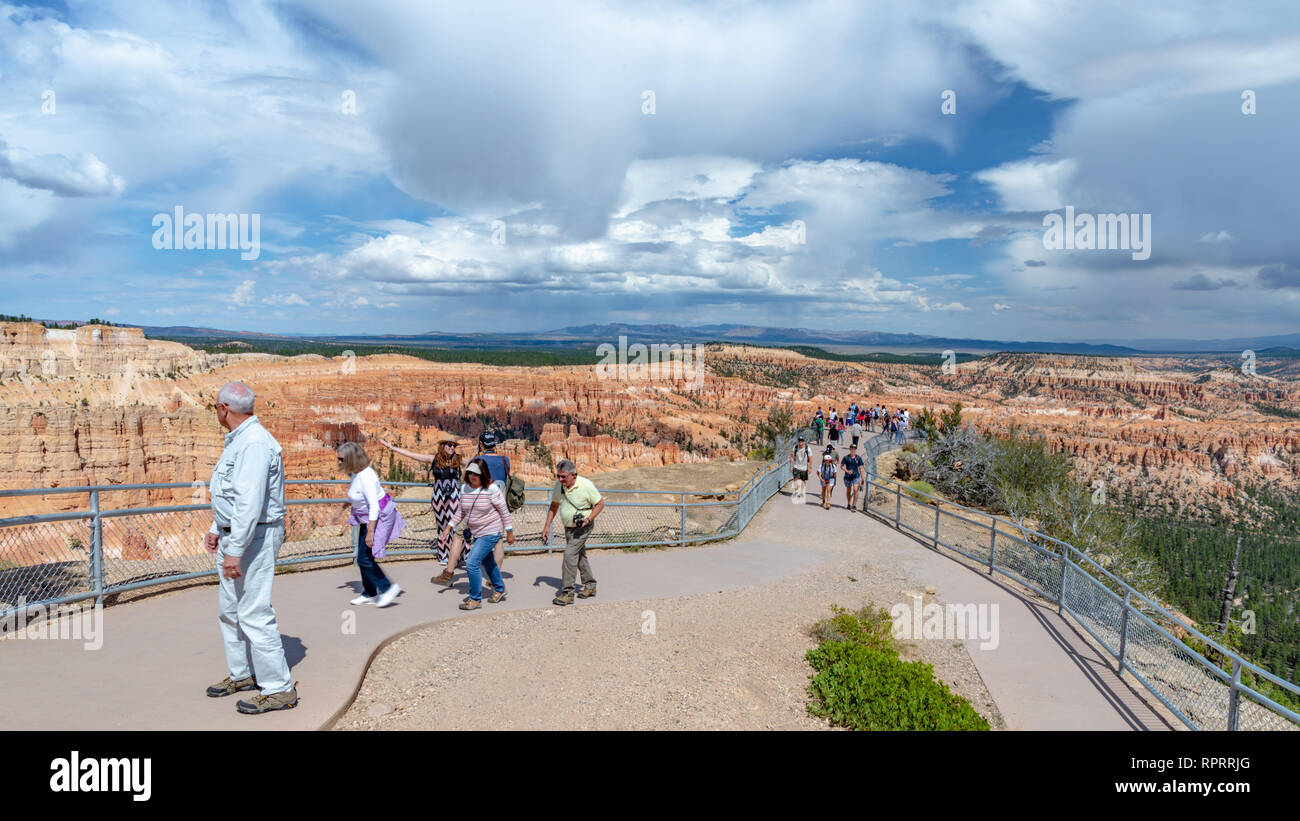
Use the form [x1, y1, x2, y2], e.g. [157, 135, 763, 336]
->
[202, 381, 297, 714]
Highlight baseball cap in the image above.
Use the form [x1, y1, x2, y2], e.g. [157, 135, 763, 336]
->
[478, 431, 497, 448]
[823, 453, 833, 461]
[465, 462, 483, 475]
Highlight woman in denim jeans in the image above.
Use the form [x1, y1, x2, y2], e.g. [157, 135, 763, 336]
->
[439, 458, 515, 610]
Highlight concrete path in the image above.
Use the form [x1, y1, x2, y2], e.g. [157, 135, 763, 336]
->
[0, 439, 1170, 731]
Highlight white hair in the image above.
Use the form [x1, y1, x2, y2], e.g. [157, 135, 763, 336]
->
[217, 381, 255, 414]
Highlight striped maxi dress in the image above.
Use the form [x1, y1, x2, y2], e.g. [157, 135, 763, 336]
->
[429, 464, 461, 563]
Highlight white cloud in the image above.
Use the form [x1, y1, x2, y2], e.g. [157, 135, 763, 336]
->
[0, 140, 125, 197]
[974, 158, 1077, 213]
[231, 279, 256, 306]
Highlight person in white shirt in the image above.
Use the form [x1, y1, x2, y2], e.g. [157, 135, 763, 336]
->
[338, 442, 403, 608]
[789, 435, 811, 504]
[203, 381, 296, 714]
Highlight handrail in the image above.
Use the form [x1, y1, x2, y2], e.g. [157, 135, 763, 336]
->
[862, 458, 1300, 731]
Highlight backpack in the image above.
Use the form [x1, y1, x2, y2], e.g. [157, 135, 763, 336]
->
[506, 474, 526, 512]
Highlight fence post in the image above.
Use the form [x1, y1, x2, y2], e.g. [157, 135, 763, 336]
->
[1227, 660, 1242, 731]
[1057, 545, 1070, 614]
[546, 485, 554, 556]
[680, 492, 687, 548]
[865, 473, 871, 515]
[894, 482, 901, 529]
[1116, 590, 1131, 674]
[988, 520, 996, 575]
[933, 503, 940, 549]
[90, 489, 104, 607]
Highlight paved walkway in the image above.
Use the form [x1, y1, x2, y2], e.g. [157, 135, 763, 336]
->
[0, 442, 1170, 731]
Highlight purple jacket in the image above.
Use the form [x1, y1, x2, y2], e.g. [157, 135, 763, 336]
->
[349, 493, 406, 558]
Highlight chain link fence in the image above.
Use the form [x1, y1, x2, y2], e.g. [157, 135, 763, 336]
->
[861, 435, 1300, 732]
[1, 467, 773, 618]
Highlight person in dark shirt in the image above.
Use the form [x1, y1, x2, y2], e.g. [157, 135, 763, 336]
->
[840, 443, 864, 510]
[474, 431, 512, 568]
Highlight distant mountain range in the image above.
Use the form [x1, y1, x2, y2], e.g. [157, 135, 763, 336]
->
[73, 321, 1300, 355]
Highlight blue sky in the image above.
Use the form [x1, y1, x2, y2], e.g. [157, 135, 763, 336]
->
[2, 0, 1299, 341]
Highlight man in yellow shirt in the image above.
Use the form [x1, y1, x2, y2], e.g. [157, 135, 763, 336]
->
[542, 459, 604, 605]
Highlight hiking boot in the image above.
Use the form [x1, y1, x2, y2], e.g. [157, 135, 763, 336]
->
[236, 686, 298, 714]
[484, 589, 506, 604]
[552, 591, 575, 606]
[431, 570, 454, 587]
[577, 583, 597, 599]
[206, 675, 257, 698]
[458, 598, 481, 610]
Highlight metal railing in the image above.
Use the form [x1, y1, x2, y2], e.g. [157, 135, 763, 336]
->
[860, 433, 1300, 732]
[1, 437, 800, 621]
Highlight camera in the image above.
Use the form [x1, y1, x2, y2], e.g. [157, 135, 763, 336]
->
[572, 513, 586, 529]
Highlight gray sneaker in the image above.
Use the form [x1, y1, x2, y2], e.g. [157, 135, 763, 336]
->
[236, 686, 299, 714]
[206, 675, 257, 698]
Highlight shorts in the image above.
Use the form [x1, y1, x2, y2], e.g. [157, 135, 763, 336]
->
[793, 468, 808, 481]
[844, 474, 861, 487]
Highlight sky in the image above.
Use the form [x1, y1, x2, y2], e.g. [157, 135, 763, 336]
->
[1, 0, 1298, 342]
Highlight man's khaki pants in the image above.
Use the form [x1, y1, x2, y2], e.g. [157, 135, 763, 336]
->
[560, 525, 596, 595]
[217, 525, 292, 695]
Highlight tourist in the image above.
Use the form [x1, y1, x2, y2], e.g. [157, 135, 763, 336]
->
[817, 447, 837, 509]
[851, 415, 862, 447]
[377, 437, 462, 571]
[472, 431, 512, 569]
[542, 459, 603, 605]
[841, 442, 864, 510]
[896, 409, 908, 444]
[790, 434, 811, 504]
[338, 442, 405, 608]
[203, 381, 297, 714]
[828, 413, 840, 444]
[436, 458, 514, 609]
[813, 412, 825, 445]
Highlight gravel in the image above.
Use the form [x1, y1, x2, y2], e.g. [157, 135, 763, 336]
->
[334, 550, 1005, 731]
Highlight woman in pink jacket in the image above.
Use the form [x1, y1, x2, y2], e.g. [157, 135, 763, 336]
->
[438, 457, 515, 610]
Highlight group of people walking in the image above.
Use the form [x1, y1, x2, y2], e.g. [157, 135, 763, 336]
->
[789, 435, 865, 510]
[811, 404, 909, 446]
[203, 380, 603, 716]
[794, 401, 912, 513]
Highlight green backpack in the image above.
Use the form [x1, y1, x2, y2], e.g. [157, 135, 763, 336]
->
[506, 474, 526, 512]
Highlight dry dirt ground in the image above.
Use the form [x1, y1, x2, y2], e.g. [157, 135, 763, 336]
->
[333, 552, 1004, 731]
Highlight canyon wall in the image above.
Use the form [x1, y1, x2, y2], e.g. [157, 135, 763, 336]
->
[2, 324, 1298, 565]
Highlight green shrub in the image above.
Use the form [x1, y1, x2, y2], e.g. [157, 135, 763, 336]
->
[806, 605, 989, 731]
[905, 480, 936, 504]
[807, 642, 990, 731]
[809, 605, 895, 651]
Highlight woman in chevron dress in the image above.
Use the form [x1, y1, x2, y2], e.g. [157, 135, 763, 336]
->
[377, 437, 463, 566]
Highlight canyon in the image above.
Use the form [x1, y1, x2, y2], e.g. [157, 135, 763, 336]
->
[1, 322, 1298, 568]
